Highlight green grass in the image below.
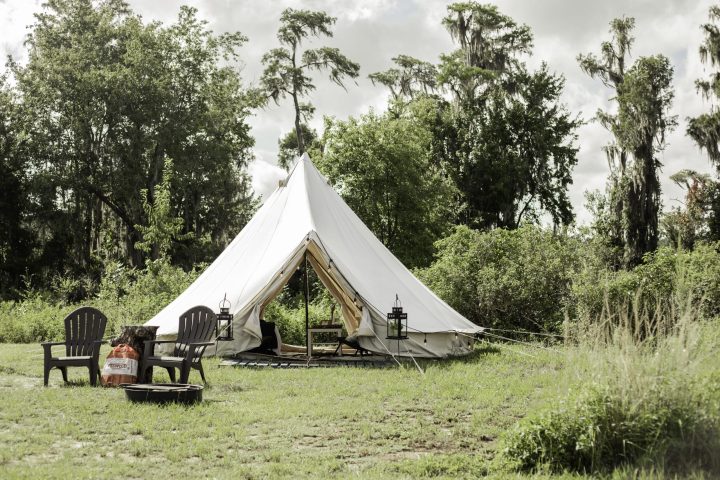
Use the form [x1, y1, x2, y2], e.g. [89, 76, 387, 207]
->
[0, 343, 572, 479]
[1, 339, 717, 479]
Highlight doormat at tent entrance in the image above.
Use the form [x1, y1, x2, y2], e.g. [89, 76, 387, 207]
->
[219, 353, 396, 369]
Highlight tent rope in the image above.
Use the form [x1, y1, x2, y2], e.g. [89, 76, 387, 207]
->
[482, 327, 565, 338]
[406, 349, 425, 375]
[478, 339, 537, 358]
[370, 328, 403, 368]
[470, 331, 562, 354]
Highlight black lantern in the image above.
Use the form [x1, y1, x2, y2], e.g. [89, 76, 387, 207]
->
[216, 294, 233, 341]
[386, 294, 408, 340]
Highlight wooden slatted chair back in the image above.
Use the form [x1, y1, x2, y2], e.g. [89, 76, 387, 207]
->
[64, 307, 108, 357]
[174, 306, 216, 359]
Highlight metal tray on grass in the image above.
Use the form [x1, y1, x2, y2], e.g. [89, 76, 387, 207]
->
[120, 383, 203, 405]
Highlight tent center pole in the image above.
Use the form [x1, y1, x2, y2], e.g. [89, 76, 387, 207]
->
[304, 251, 310, 355]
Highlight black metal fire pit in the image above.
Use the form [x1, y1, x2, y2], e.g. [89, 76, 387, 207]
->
[120, 383, 203, 405]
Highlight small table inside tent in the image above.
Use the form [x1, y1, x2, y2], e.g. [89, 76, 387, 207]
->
[307, 324, 344, 357]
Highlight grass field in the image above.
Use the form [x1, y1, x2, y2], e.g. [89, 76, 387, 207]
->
[1, 341, 715, 479]
[0, 342, 582, 479]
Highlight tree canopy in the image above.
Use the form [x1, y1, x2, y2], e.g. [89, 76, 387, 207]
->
[1, 0, 257, 295]
[317, 108, 457, 268]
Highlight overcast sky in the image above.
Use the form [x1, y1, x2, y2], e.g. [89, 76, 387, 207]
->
[1, 0, 717, 224]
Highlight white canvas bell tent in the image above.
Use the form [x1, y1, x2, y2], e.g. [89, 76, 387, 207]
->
[145, 153, 482, 358]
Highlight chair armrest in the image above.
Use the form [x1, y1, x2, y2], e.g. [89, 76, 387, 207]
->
[144, 340, 177, 345]
[183, 341, 215, 361]
[142, 339, 179, 359]
[41, 342, 65, 356]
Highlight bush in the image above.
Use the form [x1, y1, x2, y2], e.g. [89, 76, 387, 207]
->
[263, 299, 335, 346]
[0, 259, 200, 343]
[502, 301, 720, 475]
[573, 243, 720, 327]
[503, 383, 719, 474]
[0, 297, 71, 343]
[416, 225, 580, 334]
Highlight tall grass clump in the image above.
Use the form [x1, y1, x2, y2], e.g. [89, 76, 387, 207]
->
[502, 282, 720, 475]
[0, 260, 201, 342]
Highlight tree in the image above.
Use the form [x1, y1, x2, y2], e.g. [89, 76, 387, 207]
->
[437, 3, 579, 229]
[0, 79, 34, 298]
[317, 110, 456, 268]
[686, 5, 720, 242]
[260, 8, 360, 155]
[578, 17, 676, 267]
[277, 124, 322, 170]
[688, 6, 720, 167]
[10, 0, 256, 279]
[135, 158, 192, 262]
[369, 55, 438, 102]
[369, 4, 579, 230]
[439, 2, 532, 103]
[661, 170, 719, 248]
[445, 66, 580, 228]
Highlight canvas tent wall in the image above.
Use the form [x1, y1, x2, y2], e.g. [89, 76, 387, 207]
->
[145, 154, 482, 358]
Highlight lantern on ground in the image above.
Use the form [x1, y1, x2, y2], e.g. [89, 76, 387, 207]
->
[386, 295, 408, 340]
[216, 294, 233, 341]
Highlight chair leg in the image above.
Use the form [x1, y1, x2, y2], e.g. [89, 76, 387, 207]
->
[59, 367, 68, 383]
[89, 364, 97, 386]
[166, 367, 176, 383]
[179, 362, 191, 384]
[197, 361, 207, 384]
[44, 364, 51, 387]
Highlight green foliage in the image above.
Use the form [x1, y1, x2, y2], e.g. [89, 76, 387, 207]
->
[573, 244, 720, 327]
[503, 383, 719, 474]
[260, 8, 360, 154]
[0, 78, 33, 299]
[0, 260, 200, 343]
[445, 67, 581, 228]
[417, 225, 580, 333]
[276, 124, 322, 170]
[263, 300, 333, 346]
[3, 0, 255, 292]
[318, 109, 457, 268]
[503, 303, 720, 475]
[440, 2, 532, 101]
[135, 158, 193, 260]
[686, 5, 720, 242]
[369, 55, 438, 101]
[688, 6, 720, 168]
[578, 18, 676, 268]
[662, 170, 719, 248]
[0, 298, 71, 344]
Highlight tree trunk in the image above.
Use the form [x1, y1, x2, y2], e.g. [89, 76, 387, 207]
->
[291, 42, 305, 155]
[292, 89, 304, 155]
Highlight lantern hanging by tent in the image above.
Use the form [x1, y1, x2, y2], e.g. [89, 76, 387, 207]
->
[216, 294, 233, 341]
[386, 294, 408, 340]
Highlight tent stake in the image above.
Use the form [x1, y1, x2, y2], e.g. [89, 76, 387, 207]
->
[304, 251, 310, 355]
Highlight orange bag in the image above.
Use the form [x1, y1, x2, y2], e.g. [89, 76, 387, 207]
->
[101, 344, 140, 387]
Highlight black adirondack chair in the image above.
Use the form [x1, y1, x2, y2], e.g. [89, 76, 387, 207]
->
[140, 306, 216, 384]
[42, 307, 107, 386]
